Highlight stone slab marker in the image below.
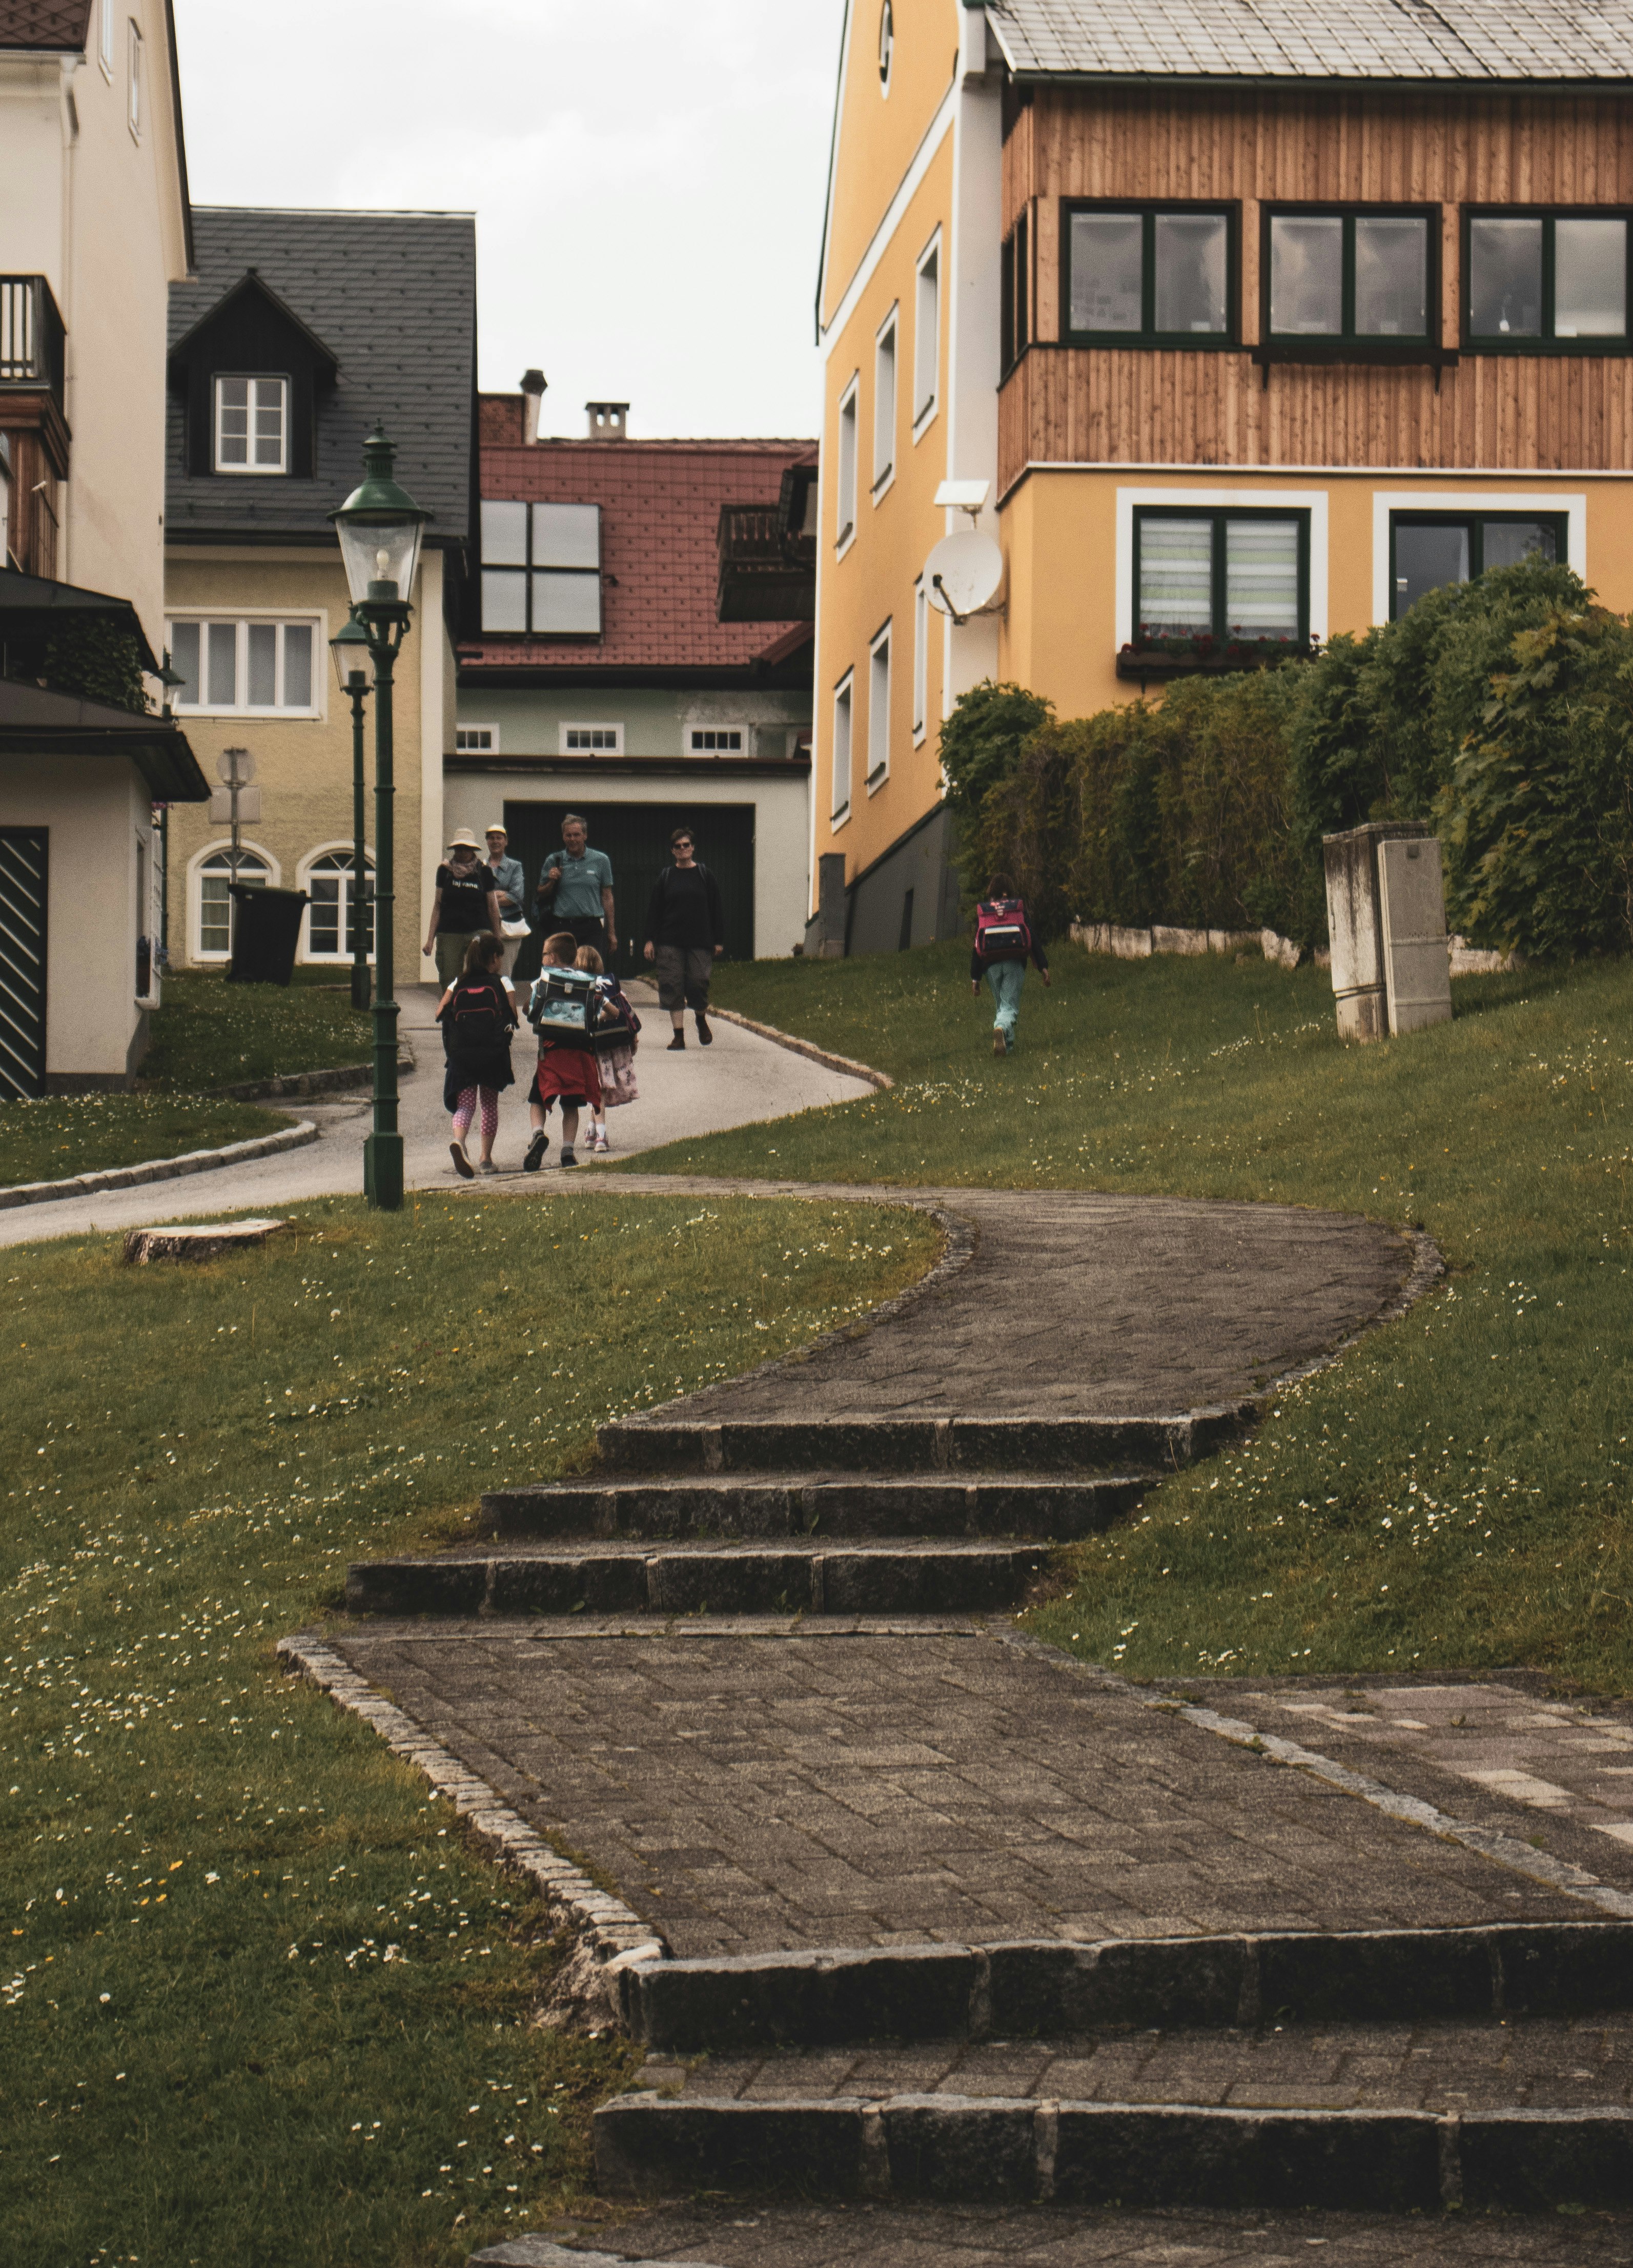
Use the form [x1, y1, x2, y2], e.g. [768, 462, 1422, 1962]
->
[1377, 835, 1453, 1035]
[1322, 820, 1443, 1042]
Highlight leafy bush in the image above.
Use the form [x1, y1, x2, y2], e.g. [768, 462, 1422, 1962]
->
[937, 680, 1053, 825]
[39, 620, 150, 714]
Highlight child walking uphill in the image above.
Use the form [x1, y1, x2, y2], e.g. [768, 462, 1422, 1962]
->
[437, 933, 517, 1177]
[971, 873, 1051, 1054]
[523, 931, 604, 1172]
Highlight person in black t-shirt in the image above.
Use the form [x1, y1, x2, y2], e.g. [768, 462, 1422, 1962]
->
[642, 825, 724, 1050]
[424, 828, 504, 985]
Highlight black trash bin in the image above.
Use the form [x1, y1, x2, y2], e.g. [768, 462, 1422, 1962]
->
[227, 884, 309, 987]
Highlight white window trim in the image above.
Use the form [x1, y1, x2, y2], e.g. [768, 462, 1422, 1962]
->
[831, 669, 854, 828]
[1370, 489, 1586, 625]
[127, 18, 141, 138]
[98, 0, 114, 77]
[214, 375, 289, 477]
[872, 305, 899, 503]
[913, 229, 942, 440]
[168, 611, 326, 719]
[835, 374, 860, 558]
[560, 721, 625, 754]
[867, 619, 892, 793]
[687, 725, 749, 754]
[297, 840, 377, 966]
[455, 725, 500, 753]
[912, 577, 928, 744]
[188, 840, 281, 964]
[1114, 485, 1331, 649]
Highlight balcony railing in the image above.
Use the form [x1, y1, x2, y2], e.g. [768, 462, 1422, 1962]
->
[0, 276, 66, 410]
[716, 503, 816, 624]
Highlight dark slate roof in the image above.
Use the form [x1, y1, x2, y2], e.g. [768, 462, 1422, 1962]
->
[988, 0, 1633, 81]
[166, 207, 476, 549]
[0, 2, 91, 46]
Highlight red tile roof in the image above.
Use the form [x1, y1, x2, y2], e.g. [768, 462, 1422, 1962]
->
[463, 396, 816, 678]
[0, 2, 90, 46]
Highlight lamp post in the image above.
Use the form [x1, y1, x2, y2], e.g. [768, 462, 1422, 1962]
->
[328, 611, 375, 1012]
[330, 424, 432, 1210]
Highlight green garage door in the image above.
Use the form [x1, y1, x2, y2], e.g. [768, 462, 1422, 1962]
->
[0, 827, 48, 1100]
[504, 800, 756, 986]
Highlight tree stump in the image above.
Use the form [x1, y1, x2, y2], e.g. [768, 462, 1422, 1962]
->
[121, 1218, 285, 1265]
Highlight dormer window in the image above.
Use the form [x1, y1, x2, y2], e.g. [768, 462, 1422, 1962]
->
[214, 375, 288, 474]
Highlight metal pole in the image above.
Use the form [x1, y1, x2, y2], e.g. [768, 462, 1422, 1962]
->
[363, 636, 402, 1209]
[348, 676, 372, 1011]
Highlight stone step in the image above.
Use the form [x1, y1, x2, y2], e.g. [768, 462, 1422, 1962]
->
[595, 1411, 1241, 1478]
[344, 1539, 1049, 1619]
[480, 1470, 1146, 1542]
[594, 2047, 1633, 2211]
[615, 1921, 1633, 2052]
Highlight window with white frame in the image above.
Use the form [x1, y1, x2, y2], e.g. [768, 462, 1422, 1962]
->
[214, 376, 288, 474]
[99, 0, 114, 74]
[561, 722, 623, 753]
[455, 725, 499, 753]
[873, 313, 897, 493]
[195, 847, 271, 959]
[914, 238, 940, 429]
[868, 623, 891, 789]
[303, 849, 375, 962]
[690, 727, 744, 752]
[169, 618, 318, 714]
[481, 499, 602, 635]
[912, 578, 928, 741]
[128, 19, 142, 135]
[836, 380, 859, 548]
[831, 673, 853, 821]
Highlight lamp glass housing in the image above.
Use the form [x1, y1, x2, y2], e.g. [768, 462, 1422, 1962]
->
[330, 424, 432, 605]
[330, 616, 377, 691]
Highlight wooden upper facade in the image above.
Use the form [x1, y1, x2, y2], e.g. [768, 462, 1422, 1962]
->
[998, 84, 1633, 491]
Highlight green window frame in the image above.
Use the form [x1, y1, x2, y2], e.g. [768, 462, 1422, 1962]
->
[1261, 205, 1439, 356]
[1130, 506, 1311, 660]
[1387, 510, 1569, 619]
[1060, 201, 1238, 349]
[1463, 209, 1632, 352]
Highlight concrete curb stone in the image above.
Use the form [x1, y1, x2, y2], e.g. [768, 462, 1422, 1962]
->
[0, 1118, 319, 1211]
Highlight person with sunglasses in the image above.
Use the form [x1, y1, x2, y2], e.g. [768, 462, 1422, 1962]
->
[642, 826, 725, 1050]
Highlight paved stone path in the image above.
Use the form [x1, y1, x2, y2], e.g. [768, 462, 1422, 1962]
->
[0, 984, 872, 1248]
[332, 1627, 1584, 1958]
[517, 2200, 1633, 2265]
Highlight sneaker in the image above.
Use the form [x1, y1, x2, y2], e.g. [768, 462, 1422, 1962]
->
[559, 1146, 578, 1169]
[523, 1130, 548, 1173]
[450, 1139, 475, 1178]
[592, 1129, 610, 1153]
[696, 1013, 712, 1046]
[992, 1031, 1007, 1057]
[478, 1159, 499, 1175]
[667, 1034, 686, 1051]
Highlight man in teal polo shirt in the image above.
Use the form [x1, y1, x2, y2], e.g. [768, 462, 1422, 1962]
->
[535, 813, 617, 962]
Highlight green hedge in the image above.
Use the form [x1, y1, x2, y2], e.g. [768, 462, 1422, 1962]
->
[945, 561, 1633, 961]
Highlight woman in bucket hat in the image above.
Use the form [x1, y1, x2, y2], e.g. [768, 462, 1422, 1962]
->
[424, 827, 505, 986]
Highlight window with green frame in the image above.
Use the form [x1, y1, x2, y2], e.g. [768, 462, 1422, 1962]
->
[1389, 511, 1568, 618]
[1132, 508, 1309, 656]
[1063, 203, 1235, 345]
[1264, 207, 1435, 344]
[1464, 211, 1630, 347]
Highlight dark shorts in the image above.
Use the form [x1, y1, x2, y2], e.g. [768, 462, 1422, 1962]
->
[654, 942, 713, 1012]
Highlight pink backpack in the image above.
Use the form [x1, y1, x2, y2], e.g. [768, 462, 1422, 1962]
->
[975, 897, 1032, 962]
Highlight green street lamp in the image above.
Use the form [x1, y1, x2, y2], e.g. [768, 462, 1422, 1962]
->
[328, 611, 375, 1013]
[330, 424, 432, 1210]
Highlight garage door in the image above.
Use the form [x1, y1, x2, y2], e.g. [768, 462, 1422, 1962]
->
[0, 826, 48, 1100]
[503, 800, 756, 985]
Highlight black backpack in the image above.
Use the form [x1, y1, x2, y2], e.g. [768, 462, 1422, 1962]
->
[441, 975, 511, 1054]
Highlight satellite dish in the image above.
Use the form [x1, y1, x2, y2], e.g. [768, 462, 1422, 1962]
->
[924, 531, 1004, 624]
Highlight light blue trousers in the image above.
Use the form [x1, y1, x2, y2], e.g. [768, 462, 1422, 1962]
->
[985, 958, 1026, 1038]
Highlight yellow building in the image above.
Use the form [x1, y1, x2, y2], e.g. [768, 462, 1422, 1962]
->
[815, 0, 1633, 951]
[163, 208, 473, 988]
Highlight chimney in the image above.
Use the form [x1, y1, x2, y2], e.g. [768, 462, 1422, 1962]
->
[585, 401, 629, 442]
[520, 368, 547, 444]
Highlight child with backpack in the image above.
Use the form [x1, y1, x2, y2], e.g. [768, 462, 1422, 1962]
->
[971, 873, 1051, 1054]
[575, 945, 641, 1154]
[436, 933, 518, 1177]
[522, 931, 605, 1172]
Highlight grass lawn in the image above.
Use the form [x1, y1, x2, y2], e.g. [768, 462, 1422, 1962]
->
[140, 968, 376, 1091]
[631, 942, 1633, 1694]
[0, 1093, 292, 1190]
[1, 1189, 937, 2265]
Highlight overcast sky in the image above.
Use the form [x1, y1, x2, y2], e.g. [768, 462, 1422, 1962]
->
[171, 0, 840, 441]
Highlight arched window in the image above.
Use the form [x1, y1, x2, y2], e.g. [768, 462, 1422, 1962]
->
[304, 848, 375, 962]
[196, 847, 269, 959]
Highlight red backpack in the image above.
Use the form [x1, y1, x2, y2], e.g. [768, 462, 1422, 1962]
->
[975, 897, 1032, 963]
